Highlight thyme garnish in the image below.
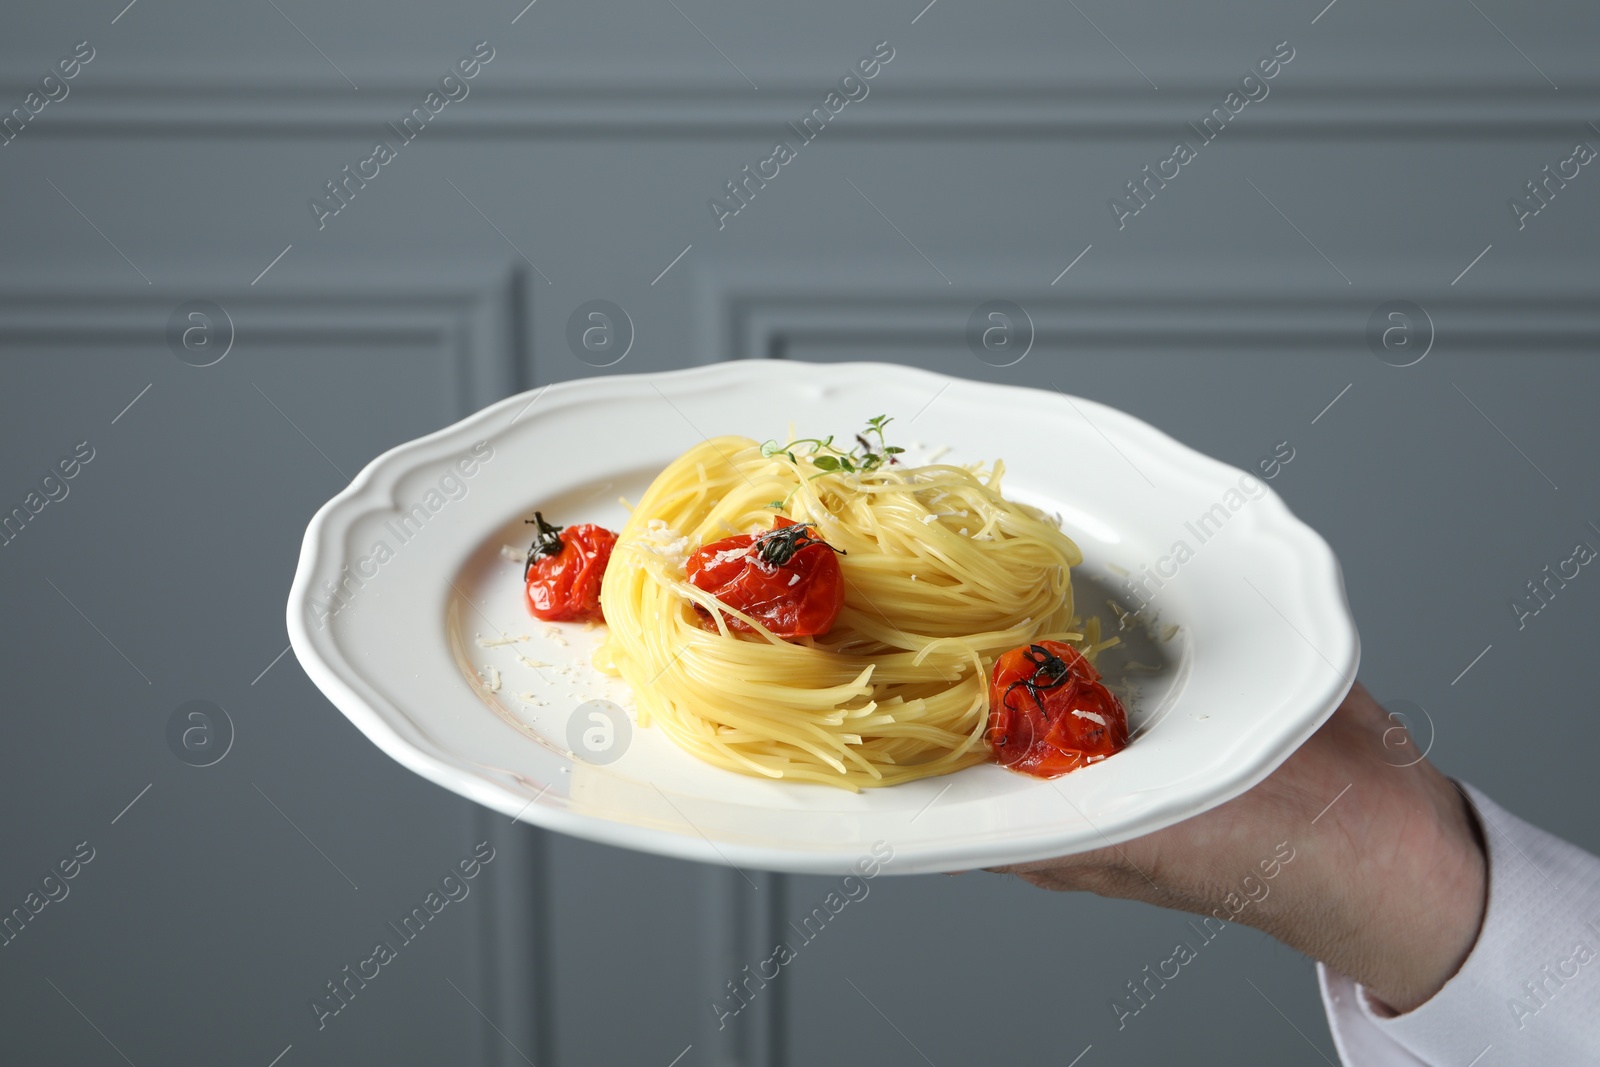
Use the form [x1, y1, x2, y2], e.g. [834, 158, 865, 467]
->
[759, 415, 905, 508]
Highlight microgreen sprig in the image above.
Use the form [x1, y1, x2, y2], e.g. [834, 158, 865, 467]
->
[760, 415, 905, 508]
[759, 415, 904, 474]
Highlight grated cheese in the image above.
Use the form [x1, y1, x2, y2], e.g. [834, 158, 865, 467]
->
[639, 518, 694, 570]
[477, 633, 530, 648]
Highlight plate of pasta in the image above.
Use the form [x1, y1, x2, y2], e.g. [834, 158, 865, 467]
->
[287, 361, 1357, 875]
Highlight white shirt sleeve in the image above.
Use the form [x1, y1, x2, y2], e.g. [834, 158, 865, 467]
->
[1318, 782, 1600, 1065]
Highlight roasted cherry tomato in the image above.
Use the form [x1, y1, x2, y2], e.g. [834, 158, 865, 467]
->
[987, 640, 1129, 778]
[686, 516, 845, 638]
[523, 512, 616, 623]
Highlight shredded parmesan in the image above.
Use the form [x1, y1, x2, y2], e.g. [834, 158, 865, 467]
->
[476, 633, 530, 648]
[1072, 708, 1106, 726]
[638, 518, 694, 570]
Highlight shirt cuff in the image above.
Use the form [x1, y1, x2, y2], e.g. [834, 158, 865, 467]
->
[1319, 781, 1600, 1065]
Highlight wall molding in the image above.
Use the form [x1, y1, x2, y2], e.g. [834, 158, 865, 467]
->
[0, 269, 523, 418]
[698, 867, 785, 1067]
[733, 294, 1600, 359]
[0, 266, 540, 1067]
[6, 80, 1598, 138]
[695, 267, 1600, 363]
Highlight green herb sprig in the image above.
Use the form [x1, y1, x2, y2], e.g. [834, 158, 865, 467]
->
[760, 415, 905, 508]
[760, 414, 904, 473]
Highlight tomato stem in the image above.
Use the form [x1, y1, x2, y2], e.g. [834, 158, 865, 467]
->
[751, 522, 845, 567]
[523, 511, 565, 580]
[1002, 643, 1076, 716]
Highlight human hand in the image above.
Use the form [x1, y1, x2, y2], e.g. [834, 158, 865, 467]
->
[991, 682, 1487, 1014]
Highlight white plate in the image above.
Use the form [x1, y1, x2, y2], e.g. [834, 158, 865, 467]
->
[288, 361, 1358, 875]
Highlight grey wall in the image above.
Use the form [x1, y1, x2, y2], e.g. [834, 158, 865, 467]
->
[2, 0, 1597, 1065]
